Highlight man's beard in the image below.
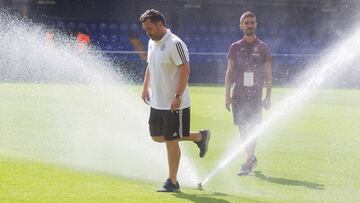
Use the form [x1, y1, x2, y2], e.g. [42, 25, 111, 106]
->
[148, 34, 156, 40]
[245, 28, 255, 36]
[149, 34, 161, 41]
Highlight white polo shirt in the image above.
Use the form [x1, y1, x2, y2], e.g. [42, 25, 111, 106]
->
[147, 29, 190, 110]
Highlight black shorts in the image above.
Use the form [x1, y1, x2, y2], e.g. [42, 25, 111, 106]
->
[148, 107, 190, 141]
[232, 96, 262, 126]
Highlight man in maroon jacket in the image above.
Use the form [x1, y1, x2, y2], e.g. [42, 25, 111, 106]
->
[225, 11, 272, 176]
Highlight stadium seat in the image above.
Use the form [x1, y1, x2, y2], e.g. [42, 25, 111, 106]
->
[89, 22, 97, 32]
[202, 36, 211, 51]
[120, 23, 129, 33]
[67, 21, 76, 33]
[56, 20, 66, 31]
[183, 36, 191, 44]
[90, 33, 98, 42]
[199, 25, 209, 33]
[104, 44, 113, 51]
[190, 25, 199, 34]
[193, 35, 201, 44]
[119, 34, 129, 43]
[122, 42, 133, 51]
[209, 25, 217, 34]
[98, 23, 109, 33]
[110, 34, 119, 43]
[139, 33, 148, 43]
[98, 34, 109, 48]
[130, 23, 141, 34]
[77, 22, 88, 32]
[219, 26, 227, 34]
[109, 23, 119, 34]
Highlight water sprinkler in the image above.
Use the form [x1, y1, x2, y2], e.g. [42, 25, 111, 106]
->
[197, 183, 203, 190]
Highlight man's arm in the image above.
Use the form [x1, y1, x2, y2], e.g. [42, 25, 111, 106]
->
[262, 61, 272, 109]
[170, 62, 190, 111]
[141, 65, 150, 104]
[225, 59, 235, 111]
[176, 62, 190, 97]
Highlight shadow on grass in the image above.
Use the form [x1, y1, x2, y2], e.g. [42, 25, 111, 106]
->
[172, 192, 232, 203]
[253, 171, 325, 190]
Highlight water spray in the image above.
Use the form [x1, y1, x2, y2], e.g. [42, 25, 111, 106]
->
[0, 11, 201, 187]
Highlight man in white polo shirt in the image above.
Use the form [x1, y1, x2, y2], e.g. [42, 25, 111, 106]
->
[140, 9, 210, 192]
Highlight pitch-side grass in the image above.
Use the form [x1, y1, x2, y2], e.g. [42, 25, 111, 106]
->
[0, 83, 359, 202]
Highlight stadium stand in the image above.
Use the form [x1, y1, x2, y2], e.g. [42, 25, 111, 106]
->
[33, 0, 347, 84]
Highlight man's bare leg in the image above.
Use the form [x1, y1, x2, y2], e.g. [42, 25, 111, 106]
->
[166, 140, 181, 184]
[152, 133, 202, 143]
[178, 132, 202, 142]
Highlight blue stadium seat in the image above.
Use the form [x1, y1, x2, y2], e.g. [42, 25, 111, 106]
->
[188, 45, 197, 53]
[130, 23, 141, 34]
[202, 36, 211, 51]
[120, 23, 129, 33]
[190, 25, 199, 34]
[229, 33, 239, 42]
[110, 34, 118, 43]
[209, 25, 217, 34]
[199, 25, 208, 33]
[116, 43, 125, 51]
[56, 20, 66, 31]
[117, 41, 133, 51]
[77, 22, 88, 32]
[139, 33, 148, 45]
[257, 27, 266, 36]
[67, 21, 76, 32]
[98, 34, 109, 48]
[219, 26, 227, 34]
[228, 26, 238, 35]
[193, 35, 201, 44]
[288, 27, 297, 36]
[109, 23, 119, 34]
[104, 44, 113, 51]
[90, 33, 98, 41]
[98, 23, 109, 33]
[183, 36, 191, 44]
[89, 22, 97, 32]
[269, 28, 277, 36]
[119, 34, 129, 43]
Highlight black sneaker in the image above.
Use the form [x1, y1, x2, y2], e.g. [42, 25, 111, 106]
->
[157, 179, 180, 192]
[237, 162, 251, 176]
[195, 129, 211, 158]
[249, 156, 258, 170]
[237, 156, 257, 176]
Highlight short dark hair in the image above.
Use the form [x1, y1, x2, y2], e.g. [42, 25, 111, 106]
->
[240, 11, 256, 24]
[139, 9, 166, 26]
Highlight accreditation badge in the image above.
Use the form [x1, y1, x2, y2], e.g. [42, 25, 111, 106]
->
[243, 72, 254, 87]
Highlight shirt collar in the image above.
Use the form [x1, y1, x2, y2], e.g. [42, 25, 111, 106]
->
[242, 37, 259, 45]
[155, 29, 171, 45]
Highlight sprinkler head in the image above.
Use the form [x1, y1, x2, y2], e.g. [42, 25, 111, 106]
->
[197, 183, 203, 190]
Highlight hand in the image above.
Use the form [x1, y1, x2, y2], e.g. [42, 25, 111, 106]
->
[170, 97, 181, 112]
[141, 89, 150, 104]
[225, 95, 232, 112]
[262, 97, 271, 110]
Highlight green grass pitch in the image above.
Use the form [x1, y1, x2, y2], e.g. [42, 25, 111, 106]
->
[0, 83, 359, 202]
